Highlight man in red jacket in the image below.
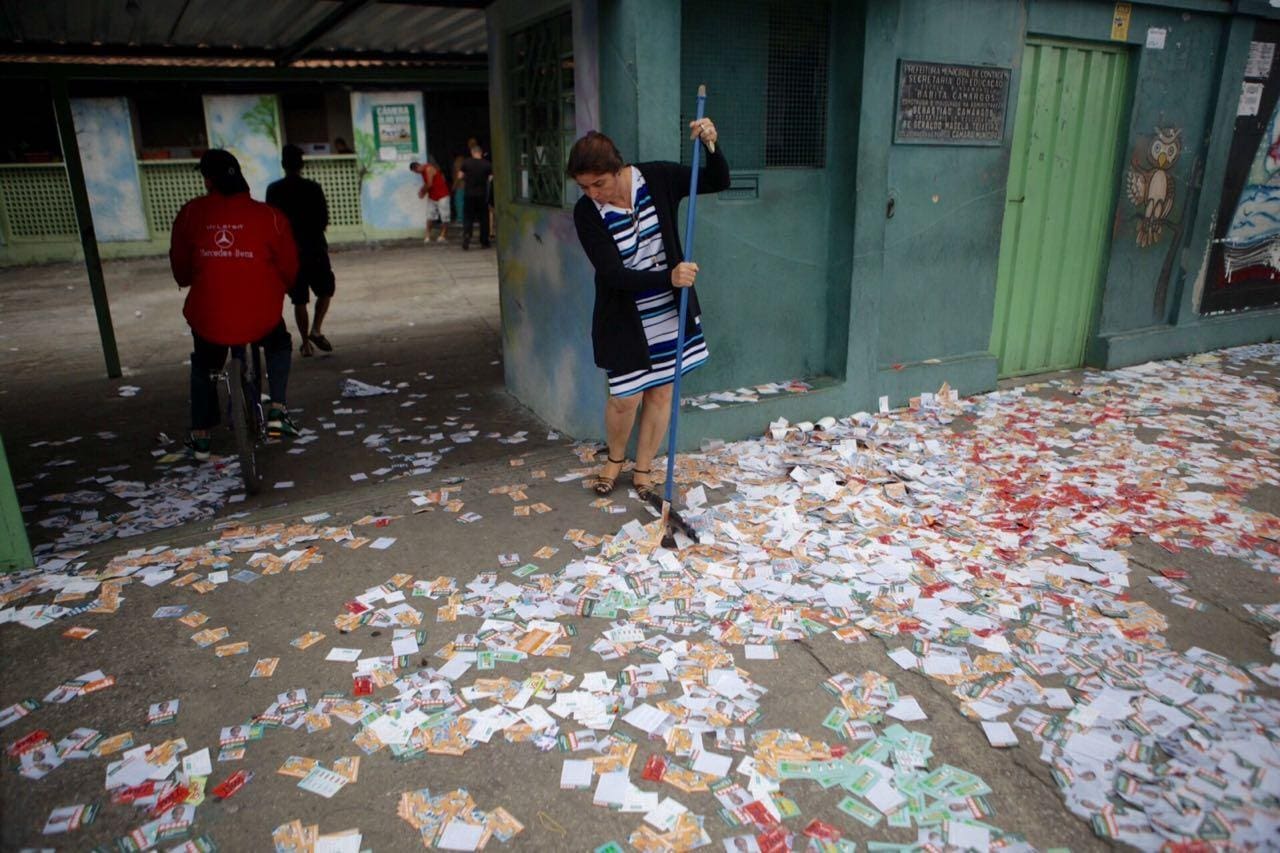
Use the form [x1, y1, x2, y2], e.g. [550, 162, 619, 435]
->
[170, 149, 299, 460]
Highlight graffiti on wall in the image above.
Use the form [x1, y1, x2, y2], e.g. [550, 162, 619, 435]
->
[1201, 22, 1280, 313]
[497, 205, 605, 439]
[1125, 126, 1182, 248]
[1218, 105, 1280, 283]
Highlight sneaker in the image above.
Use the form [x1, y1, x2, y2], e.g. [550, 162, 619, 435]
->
[266, 407, 300, 437]
[436, 235, 447, 242]
[185, 433, 211, 461]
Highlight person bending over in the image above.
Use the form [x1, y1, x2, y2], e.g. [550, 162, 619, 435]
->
[566, 119, 729, 497]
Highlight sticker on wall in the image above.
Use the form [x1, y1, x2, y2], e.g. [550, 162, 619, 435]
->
[1246, 41, 1275, 79]
[1125, 126, 1182, 247]
[1110, 2, 1132, 41]
[1239, 82, 1265, 117]
[372, 103, 420, 162]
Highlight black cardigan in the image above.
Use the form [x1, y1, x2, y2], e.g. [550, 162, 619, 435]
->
[572, 145, 731, 373]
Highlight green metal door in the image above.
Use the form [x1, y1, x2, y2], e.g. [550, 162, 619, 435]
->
[991, 40, 1128, 377]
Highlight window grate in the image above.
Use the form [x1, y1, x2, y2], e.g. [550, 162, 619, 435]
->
[303, 156, 362, 229]
[0, 166, 78, 240]
[140, 161, 205, 236]
[765, 2, 830, 168]
[508, 11, 575, 207]
[682, 0, 829, 169]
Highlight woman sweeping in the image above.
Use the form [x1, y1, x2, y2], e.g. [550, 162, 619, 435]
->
[568, 118, 729, 499]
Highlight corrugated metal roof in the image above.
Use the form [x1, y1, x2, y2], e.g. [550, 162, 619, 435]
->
[318, 4, 486, 55]
[0, 0, 488, 59]
[0, 53, 477, 68]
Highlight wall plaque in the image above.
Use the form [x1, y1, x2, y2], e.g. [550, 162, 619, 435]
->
[894, 60, 1011, 145]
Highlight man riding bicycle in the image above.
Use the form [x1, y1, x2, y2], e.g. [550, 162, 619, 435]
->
[171, 149, 300, 460]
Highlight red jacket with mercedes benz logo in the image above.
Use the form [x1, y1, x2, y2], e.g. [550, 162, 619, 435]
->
[170, 190, 299, 345]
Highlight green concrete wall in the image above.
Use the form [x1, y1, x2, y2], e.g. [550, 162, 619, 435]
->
[674, 1, 856, 394]
[876, 0, 1025, 372]
[599, 0, 681, 164]
[687, 172, 837, 393]
[489, 0, 1277, 449]
[0, 437, 34, 573]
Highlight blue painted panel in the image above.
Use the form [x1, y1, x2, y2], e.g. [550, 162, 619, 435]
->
[70, 97, 148, 242]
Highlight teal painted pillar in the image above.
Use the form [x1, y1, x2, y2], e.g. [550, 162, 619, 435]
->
[599, 0, 681, 162]
[52, 76, 122, 379]
[0, 437, 34, 573]
[846, 0, 899, 406]
[822, 0, 867, 380]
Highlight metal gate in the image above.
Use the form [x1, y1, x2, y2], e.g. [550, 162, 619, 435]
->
[990, 40, 1129, 377]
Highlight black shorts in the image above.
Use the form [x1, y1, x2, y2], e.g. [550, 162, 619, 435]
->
[290, 256, 335, 306]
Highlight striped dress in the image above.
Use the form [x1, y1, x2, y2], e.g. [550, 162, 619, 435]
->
[596, 167, 709, 398]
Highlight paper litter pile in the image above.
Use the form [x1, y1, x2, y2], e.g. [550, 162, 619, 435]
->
[3, 343, 1279, 850]
[397, 787, 523, 849]
[682, 379, 812, 411]
[16, 368, 544, 557]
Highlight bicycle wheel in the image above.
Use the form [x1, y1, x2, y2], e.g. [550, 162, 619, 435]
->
[228, 355, 264, 495]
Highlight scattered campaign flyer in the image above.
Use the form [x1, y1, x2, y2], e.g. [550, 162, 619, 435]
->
[297, 765, 349, 798]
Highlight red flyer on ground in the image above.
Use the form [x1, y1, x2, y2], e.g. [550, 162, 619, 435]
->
[6, 729, 51, 757]
[212, 770, 253, 800]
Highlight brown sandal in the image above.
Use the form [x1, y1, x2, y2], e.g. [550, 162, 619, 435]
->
[592, 456, 626, 496]
[632, 469, 659, 502]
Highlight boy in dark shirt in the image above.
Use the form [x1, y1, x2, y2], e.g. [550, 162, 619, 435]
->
[266, 144, 336, 356]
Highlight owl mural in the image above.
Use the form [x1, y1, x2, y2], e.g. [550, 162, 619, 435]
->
[1125, 127, 1182, 248]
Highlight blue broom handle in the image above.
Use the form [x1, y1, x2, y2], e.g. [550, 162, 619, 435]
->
[664, 86, 706, 504]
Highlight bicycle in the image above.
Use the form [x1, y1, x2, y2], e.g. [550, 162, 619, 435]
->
[222, 344, 266, 495]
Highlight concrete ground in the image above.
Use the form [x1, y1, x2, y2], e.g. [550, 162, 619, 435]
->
[2, 239, 565, 555]
[1, 246, 1278, 851]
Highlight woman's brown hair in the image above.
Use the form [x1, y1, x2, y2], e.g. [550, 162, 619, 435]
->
[566, 131, 624, 178]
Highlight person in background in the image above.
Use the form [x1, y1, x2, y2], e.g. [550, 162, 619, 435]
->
[410, 159, 451, 243]
[171, 149, 299, 460]
[333, 137, 353, 154]
[457, 142, 492, 250]
[451, 154, 466, 235]
[488, 157, 497, 241]
[267, 144, 336, 357]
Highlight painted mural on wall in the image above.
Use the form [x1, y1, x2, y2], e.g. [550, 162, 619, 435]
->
[70, 97, 148, 242]
[498, 205, 606, 439]
[350, 92, 428, 231]
[1218, 105, 1280, 283]
[1201, 22, 1280, 313]
[1125, 126, 1182, 248]
[202, 95, 282, 200]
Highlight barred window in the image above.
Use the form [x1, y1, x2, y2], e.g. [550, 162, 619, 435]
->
[508, 11, 575, 207]
[682, 0, 830, 169]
